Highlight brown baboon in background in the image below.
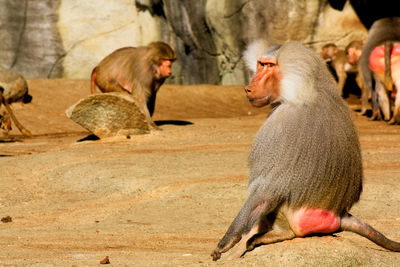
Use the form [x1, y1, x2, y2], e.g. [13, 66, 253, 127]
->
[321, 43, 348, 95]
[321, 42, 365, 99]
[91, 41, 176, 129]
[359, 17, 400, 123]
[344, 40, 368, 112]
[0, 68, 32, 137]
[211, 41, 400, 261]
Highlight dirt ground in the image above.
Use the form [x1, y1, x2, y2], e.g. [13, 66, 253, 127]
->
[1, 79, 400, 266]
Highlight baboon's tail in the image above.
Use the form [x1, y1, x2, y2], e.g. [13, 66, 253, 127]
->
[384, 41, 393, 91]
[340, 213, 400, 251]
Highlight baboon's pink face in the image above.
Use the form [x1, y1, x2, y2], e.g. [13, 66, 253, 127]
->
[321, 47, 337, 60]
[346, 47, 361, 65]
[245, 57, 280, 107]
[158, 59, 174, 78]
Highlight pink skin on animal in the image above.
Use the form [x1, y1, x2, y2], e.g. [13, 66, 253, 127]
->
[291, 208, 340, 236]
[245, 57, 280, 107]
[369, 44, 400, 82]
[158, 59, 173, 77]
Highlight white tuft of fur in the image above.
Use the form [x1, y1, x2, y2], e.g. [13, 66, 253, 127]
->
[243, 40, 271, 74]
[276, 42, 325, 105]
[280, 69, 316, 105]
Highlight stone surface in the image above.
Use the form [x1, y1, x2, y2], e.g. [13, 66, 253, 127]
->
[1, 80, 400, 266]
[57, 0, 167, 79]
[0, 0, 64, 78]
[66, 93, 150, 138]
[0, 0, 367, 84]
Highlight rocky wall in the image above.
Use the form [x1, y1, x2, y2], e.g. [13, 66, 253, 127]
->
[0, 0, 367, 84]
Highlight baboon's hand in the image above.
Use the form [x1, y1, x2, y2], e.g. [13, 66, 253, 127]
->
[211, 248, 221, 261]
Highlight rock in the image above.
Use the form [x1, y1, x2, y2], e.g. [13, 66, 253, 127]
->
[0, 0, 63, 78]
[1, 216, 12, 223]
[99, 256, 110, 264]
[57, 0, 167, 79]
[66, 93, 150, 138]
[163, 1, 220, 84]
[0, 0, 367, 84]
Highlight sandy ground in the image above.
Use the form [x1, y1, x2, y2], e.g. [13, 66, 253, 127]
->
[1, 79, 400, 266]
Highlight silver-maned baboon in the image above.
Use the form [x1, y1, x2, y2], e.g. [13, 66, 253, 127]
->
[211, 41, 400, 261]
